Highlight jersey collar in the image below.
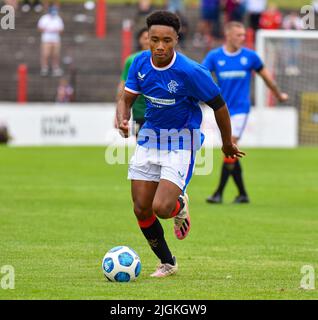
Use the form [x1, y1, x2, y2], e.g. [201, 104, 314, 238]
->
[150, 51, 177, 71]
[222, 46, 242, 57]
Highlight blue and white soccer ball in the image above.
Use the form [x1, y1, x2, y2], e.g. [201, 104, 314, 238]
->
[102, 246, 141, 282]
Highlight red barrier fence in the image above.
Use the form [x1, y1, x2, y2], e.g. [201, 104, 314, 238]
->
[96, 0, 106, 39]
[246, 28, 255, 49]
[17, 64, 28, 103]
[121, 19, 132, 67]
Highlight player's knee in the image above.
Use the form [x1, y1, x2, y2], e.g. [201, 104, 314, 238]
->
[152, 200, 174, 219]
[133, 202, 152, 221]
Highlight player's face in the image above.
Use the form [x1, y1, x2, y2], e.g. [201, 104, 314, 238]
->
[139, 31, 150, 51]
[227, 27, 246, 50]
[149, 25, 178, 67]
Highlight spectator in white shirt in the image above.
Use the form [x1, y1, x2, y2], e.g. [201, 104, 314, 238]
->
[38, 5, 64, 77]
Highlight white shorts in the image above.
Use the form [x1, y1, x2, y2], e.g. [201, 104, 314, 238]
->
[231, 113, 249, 139]
[128, 145, 196, 192]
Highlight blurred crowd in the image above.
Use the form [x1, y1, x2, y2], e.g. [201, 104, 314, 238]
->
[129, 0, 317, 56]
[2, 0, 315, 106]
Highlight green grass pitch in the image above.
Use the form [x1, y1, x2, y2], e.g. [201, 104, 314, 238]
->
[0, 146, 317, 300]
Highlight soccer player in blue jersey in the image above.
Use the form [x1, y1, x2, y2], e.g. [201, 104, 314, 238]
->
[203, 21, 288, 204]
[116, 11, 244, 278]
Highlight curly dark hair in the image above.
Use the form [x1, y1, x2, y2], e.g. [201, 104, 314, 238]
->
[146, 10, 181, 34]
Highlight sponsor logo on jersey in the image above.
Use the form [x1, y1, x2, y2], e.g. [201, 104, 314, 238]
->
[219, 70, 247, 79]
[144, 94, 175, 107]
[218, 60, 226, 66]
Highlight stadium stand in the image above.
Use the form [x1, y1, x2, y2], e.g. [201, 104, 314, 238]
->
[0, 3, 204, 102]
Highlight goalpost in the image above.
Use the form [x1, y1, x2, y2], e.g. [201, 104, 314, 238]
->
[255, 30, 318, 145]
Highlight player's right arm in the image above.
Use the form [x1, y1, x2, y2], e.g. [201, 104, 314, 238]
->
[115, 56, 133, 128]
[257, 67, 289, 103]
[116, 54, 142, 137]
[116, 91, 138, 138]
[251, 51, 288, 103]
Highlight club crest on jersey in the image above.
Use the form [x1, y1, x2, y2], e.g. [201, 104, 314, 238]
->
[168, 80, 179, 94]
[240, 57, 248, 66]
[218, 60, 226, 66]
[138, 72, 146, 80]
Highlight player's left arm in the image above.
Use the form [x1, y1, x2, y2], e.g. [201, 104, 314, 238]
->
[257, 67, 289, 103]
[206, 97, 245, 159]
[188, 64, 245, 158]
[205, 94, 245, 158]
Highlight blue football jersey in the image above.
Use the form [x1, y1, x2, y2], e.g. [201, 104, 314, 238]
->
[202, 46, 263, 116]
[125, 50, 221, 150]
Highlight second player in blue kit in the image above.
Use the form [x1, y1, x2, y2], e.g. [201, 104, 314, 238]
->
[203, 21, 288, 204]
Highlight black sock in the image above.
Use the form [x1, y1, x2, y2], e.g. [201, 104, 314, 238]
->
[231, 160, 247, 196]
[215, 162, 233, 195]
[140, 218, 174, 265]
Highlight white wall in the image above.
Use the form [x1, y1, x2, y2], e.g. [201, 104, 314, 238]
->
[0, 103, 298, 147]
[201, 105, 298, 147]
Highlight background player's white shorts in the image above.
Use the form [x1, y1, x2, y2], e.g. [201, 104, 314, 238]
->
[231, 113, 249, 139]
[128, 145, 196, 192]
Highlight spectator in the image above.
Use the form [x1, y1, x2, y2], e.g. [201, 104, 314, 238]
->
[224, 0, 246, 23]
[259, 4, 282, 30]
[283, 10, 303, 30]
[193, 0, 221, 49]
[283, 11, 303, 76]
[56, 78, 74, 103]
[313, 0, 318, 13]
[38, 4, 64, 77]
[246, 0, 267, 31]
[21, 0, 43, 13]
[166, 0, 185, 14]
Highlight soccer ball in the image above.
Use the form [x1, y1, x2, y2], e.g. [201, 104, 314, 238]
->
[102, 246, 141, 282]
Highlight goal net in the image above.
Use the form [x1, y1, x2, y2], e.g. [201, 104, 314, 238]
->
[255, 30, 318, 145]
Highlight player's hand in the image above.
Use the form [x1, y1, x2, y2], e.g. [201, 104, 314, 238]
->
[118, 119, 129, 138]
[278, 92, 289, 103]
[222, 143, 246, 159]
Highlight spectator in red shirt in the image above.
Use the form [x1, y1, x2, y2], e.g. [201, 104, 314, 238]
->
[259, 4, 282, 30]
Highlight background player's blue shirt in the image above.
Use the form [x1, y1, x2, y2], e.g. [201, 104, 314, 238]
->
[125, 50, 221, 150]
[202, 46, 263, 116]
